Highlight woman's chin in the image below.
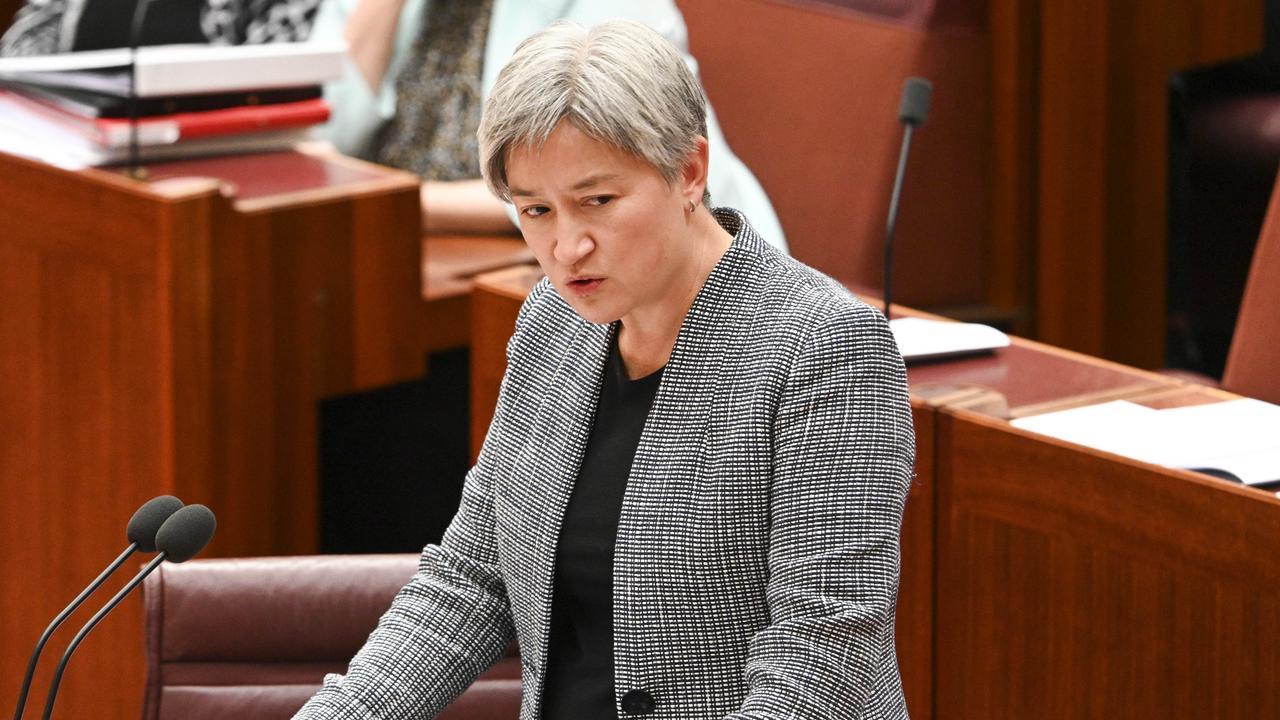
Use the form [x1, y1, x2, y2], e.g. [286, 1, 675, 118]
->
[563, 297, 621, 326]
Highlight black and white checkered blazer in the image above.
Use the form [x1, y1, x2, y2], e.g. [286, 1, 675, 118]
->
[296, 208, 916, 719]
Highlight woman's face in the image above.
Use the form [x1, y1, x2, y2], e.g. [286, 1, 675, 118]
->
[506, 119, 698, 326]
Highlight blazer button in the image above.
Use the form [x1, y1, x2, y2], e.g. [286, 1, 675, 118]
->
[620, 688, 656, 715]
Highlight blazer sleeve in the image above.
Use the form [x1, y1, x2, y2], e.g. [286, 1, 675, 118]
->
[292, 287, 548, 720]
[727, 301, 915, 719]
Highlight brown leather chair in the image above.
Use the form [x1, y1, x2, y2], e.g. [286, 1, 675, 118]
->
[1222, 169, 1280, 405]
[678, 0, 990, 309]
[141, 554, 520, 720]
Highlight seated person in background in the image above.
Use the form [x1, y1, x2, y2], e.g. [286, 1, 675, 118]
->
[0, 0, 319, 55]
[309, 0, 787, 245]
[295, 19, 909, 720]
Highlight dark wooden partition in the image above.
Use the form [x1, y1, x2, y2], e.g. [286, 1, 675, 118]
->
[935, 409, 1280, 718]
[0, 149, 422, 719]
[992, 0, 1264, 366]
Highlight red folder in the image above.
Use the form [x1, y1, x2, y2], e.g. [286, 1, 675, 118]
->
[0, 91, 329, 148]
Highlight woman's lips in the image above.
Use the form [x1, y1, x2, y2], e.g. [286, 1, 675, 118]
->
[567, 277, 604, 295]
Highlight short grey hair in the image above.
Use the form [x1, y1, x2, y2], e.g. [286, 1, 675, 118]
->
[477, 19, 710, 203]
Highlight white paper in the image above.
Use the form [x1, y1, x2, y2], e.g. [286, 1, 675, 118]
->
[0, 41, 345, 97]
[1012, 399, 1280, 486]
[889, 316, 1010, 362]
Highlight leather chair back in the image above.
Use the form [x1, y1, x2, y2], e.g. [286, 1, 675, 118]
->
[141, 554, 520, 720]
[678, 0, 990, 307]
[1223, 169, 1280, 404]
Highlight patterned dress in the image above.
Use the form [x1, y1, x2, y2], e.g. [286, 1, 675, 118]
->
[368, 0, 494, 181]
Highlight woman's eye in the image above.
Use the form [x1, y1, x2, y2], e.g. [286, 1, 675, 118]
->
[521, 205, 549, 218]
[585, 195, 614, 207]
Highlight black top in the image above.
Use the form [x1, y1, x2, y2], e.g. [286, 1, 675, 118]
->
[540, 333, 664, 719]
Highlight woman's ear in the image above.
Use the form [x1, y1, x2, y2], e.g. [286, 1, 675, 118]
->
[679, 136, 711, 205]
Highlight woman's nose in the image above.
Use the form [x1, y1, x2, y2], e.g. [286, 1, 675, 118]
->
[552, 220, 594, 265]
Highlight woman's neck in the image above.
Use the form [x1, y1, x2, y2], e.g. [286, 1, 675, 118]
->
[616, 210, 733, 379]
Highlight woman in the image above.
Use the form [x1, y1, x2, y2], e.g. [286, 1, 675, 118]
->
[296, 20, 914, 720]
[308, 0, 786, 245]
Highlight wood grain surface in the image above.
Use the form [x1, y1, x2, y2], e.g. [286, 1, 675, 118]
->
[0, 149, 422, 719]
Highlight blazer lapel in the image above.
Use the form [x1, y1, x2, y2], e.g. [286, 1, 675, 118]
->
[610, 213, 765, 689]
[503, 315, 613, 667]
[624, 209, 762, 504]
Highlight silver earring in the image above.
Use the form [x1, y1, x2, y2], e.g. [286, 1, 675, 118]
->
[687, 200, 697, 213]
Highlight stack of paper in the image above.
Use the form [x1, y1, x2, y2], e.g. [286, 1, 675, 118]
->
[0, 42, 344, 97]
[1011, 398, 1280, 486]
[0, 42, 343, 168]
[889, 316, 1011, 363]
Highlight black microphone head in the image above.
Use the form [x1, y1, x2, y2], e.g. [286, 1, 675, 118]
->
[125, 495, 184, 552]
[898, 77, 933, 127]
[154, 504, 216, 563]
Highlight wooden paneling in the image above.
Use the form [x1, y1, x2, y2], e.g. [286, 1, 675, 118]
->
[898, 404, 935, 720]
[987, 0, 1040, 331]
[469, 266, 541, 463]
[351, 190, 429, 386]
[1029, 0, 1262, 366]
[1, 161, 190, 720]
[0, 150, 422, 719]
[935, 410, 1280, 718]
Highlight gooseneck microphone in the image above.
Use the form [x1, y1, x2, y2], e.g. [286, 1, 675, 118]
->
[11, 496, 183, 720]
[882, 76, 932, 320]
[127, 0, 160, 178]
[39, 504, 216, 720]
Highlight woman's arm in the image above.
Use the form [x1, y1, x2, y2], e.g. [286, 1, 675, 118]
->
[293, 284, 550, 719]
[309, 0, 423, 157]
[294, 443, 515, 719]
[728, 302, 915, 719]
[422, 179, 517, 235]
[341, 0, 408, 92]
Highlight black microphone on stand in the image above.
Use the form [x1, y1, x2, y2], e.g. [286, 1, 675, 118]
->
[127, 0, 161, 179]
[39, 504, 216, 720]
[11, 495, 183, 720]
[882, 76, 932, 320]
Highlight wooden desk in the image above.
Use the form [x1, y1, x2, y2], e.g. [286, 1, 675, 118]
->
[934, 401, 1280, 718]
[421, 234, 533, 356]
[0, 148, 422, 719]
[467, 267, 1277, 719]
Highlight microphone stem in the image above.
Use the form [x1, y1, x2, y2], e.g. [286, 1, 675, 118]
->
[12, 544, 137, 720]
[127, 0, 154, 178]
[884, 123, 916, 321]
[40, 554, 166, 720]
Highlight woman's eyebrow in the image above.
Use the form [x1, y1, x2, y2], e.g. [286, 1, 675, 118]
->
[510, 173, 622, 197]
[571, 173, 621, 191]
